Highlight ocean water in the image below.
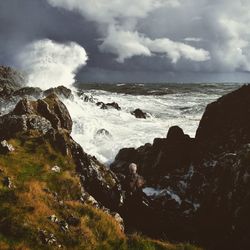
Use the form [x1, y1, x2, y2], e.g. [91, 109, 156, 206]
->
[64, 83, 240, 165]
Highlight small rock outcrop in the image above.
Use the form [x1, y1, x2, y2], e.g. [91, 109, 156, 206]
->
[96, 101, 121, 110]
[44, 86, 73, 99]
[131, 108, 148, 119]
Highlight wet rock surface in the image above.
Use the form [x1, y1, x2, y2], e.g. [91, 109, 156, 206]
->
[0, 92, 123, 217]
[131, 108, 148, 119]
[96, 101, 121, 110]
[44, 86, 73, 99]
[111, 85, 250, 250]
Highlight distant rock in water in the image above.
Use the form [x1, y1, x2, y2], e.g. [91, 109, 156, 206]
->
[97, 101, 121, 110]
[131, 108, 148, 119]
[95, 129, 112, 138]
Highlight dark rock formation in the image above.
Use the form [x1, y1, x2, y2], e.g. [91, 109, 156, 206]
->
[196, 84, 250, 153]
[97, 101, 121, 110]
[111, 126, 196, 183]
[0, 94, 123, 214]
[44, 86, 73, 99]
[14, 87, 43, 99]
[131, 108, 148, 119]
[106, 102, 121, 110]
[111, 85, 250, 250]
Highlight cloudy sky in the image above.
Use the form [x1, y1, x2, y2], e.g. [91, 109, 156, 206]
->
[1, 0, 250, 83]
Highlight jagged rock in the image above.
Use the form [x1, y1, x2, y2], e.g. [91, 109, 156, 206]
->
[131, 108, 148, 119]
[111, 126, 196, 181]
[111, 85, 250, 249]
[39, 230, 57, 245]
[0, 113, 53, 140]
[196, 85, 250, 153]
[72, 141, 123, 210]
[37, 94, 73, 132]
[44, 86, 73, 99]
[12, 98, 35, 115]
[0, 140, 15, 154]
[13, 87, 43, 99]
[96, 102, 108, 109]
[0, 89, 124, 238]
[0, 93, 74, 140]
[96, 101, 121, 110]
[106, 102, 121, 110]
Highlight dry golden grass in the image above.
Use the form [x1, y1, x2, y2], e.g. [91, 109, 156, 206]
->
[18, 181, 54, 223]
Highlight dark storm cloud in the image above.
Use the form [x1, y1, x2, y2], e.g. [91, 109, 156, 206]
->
[0, 0, 250, 83]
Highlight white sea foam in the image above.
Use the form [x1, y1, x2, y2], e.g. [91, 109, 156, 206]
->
[64, 88, 221, 164]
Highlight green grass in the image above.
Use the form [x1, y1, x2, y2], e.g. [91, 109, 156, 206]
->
[0, 132, 203, 250]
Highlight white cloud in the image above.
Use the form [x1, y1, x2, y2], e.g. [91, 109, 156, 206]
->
[16, 39, 88, 88]
[47, 0, 209, 64]
[46, 0, 250, 73]
[100, 26, 209, 63]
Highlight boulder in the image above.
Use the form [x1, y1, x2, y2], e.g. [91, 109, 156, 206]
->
[111, 126, 196, 181]
[106, 102, 121, 110]
[131, 108, 148, 119]
[44, 86, 73, 99]
[196, 85, 250, 153]
[97, 101, 121, 110]
[37, 94, 73, 132]
[13, 87, 43, 99]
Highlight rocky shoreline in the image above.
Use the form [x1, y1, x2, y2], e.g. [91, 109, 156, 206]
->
[111, 85, 250, 249]
[1, 66, 250, 249]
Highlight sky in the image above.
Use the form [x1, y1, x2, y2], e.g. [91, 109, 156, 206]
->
[1, 0, 250, 83]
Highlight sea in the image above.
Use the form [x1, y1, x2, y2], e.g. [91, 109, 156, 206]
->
[63, 83, 241, 165]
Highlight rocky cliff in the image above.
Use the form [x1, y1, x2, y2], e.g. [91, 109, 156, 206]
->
[111, 85, 250, 250]
[0, 66, 199, 249]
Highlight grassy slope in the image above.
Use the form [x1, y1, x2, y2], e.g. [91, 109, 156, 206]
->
[0, 132, 202, 250]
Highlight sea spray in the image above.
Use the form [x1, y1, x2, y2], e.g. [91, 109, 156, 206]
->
[16, 39, 88, 89]
[64, 85, 226, 164]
